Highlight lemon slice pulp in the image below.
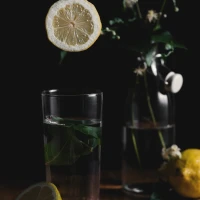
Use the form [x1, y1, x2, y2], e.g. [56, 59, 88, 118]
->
[45, 0, 102, 52]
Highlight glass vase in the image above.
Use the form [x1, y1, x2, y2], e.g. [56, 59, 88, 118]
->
[122, 59, 179, 198]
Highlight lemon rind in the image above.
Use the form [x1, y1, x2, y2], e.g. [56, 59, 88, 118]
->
[15, 182, 61, 200]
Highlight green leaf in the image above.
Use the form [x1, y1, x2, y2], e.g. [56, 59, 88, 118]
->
[152, 31, 173, 44]
[151, 31, 187, 50]
[74, 124, 101, 149]
[171, 41, 187, 49]
[74, 124, 101, 139]
[44, 126, 94, 165]
[59, 50, 67, 64]
[44, 126, 88, 165]
[44, 118, 101, 165]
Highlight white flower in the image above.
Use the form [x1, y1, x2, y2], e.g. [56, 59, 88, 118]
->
[116, 36, 120, 40]
[123, 0, 138, 9]
[146, 10, 158, 23]
[175, 7, 179, 12]
[161, 144, 182, 160]
[134, 66, 147, 76]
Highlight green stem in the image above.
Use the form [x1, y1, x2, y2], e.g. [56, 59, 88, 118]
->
[131, 130, 142, 168]
[160, 0, 167, 14]
[143, 72, 166, 149]
[136, 2, 142, 19]
[156, 0, 167, 26]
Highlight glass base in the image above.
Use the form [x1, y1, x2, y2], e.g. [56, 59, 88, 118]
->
[122, 183, 154, 199]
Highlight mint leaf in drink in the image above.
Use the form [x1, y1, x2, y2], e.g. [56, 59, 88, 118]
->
[74, 124, 101, 139]
[44, 126, 80, 165]
[44, 117, 101, 165]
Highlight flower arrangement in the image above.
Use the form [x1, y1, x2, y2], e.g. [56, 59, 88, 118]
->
[101, 0, 186, 158]
[101, 1, 185, 154]
[100, 0, 188, 199]
[101, 0, 187, 67]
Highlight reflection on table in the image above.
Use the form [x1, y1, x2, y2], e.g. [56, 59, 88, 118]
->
[0, 170, 192, 200]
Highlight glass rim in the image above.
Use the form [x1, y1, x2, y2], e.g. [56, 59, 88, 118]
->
[41, 88, 103, 97]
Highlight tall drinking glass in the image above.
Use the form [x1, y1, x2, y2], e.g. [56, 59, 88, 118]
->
[41, 89, 103, 200]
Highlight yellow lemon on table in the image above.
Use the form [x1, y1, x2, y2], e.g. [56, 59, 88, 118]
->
[15, 182, 62, 200]
[160, 148, 200, 199]
[45, 0, 102, 52]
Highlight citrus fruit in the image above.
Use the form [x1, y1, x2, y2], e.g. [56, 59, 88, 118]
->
[45, 0, 102, 52]
[159, 148, 200, 199]
[15, 182, 62, 200]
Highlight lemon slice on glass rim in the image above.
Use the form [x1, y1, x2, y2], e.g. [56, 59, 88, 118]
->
[15, 182, 62, 200]
[45, 0, 102, 52]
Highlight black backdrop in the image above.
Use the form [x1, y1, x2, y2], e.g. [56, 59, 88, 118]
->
[1, 0, 199, 182]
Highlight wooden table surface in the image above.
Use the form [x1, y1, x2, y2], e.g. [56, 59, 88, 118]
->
[0, 186, 138, 200]
[0, 170, 189, 200]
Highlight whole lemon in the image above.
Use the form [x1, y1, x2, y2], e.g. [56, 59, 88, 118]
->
[161, 148, 200, 198]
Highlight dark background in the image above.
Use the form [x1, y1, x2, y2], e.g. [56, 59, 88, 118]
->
[1, 0, 199, 183]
